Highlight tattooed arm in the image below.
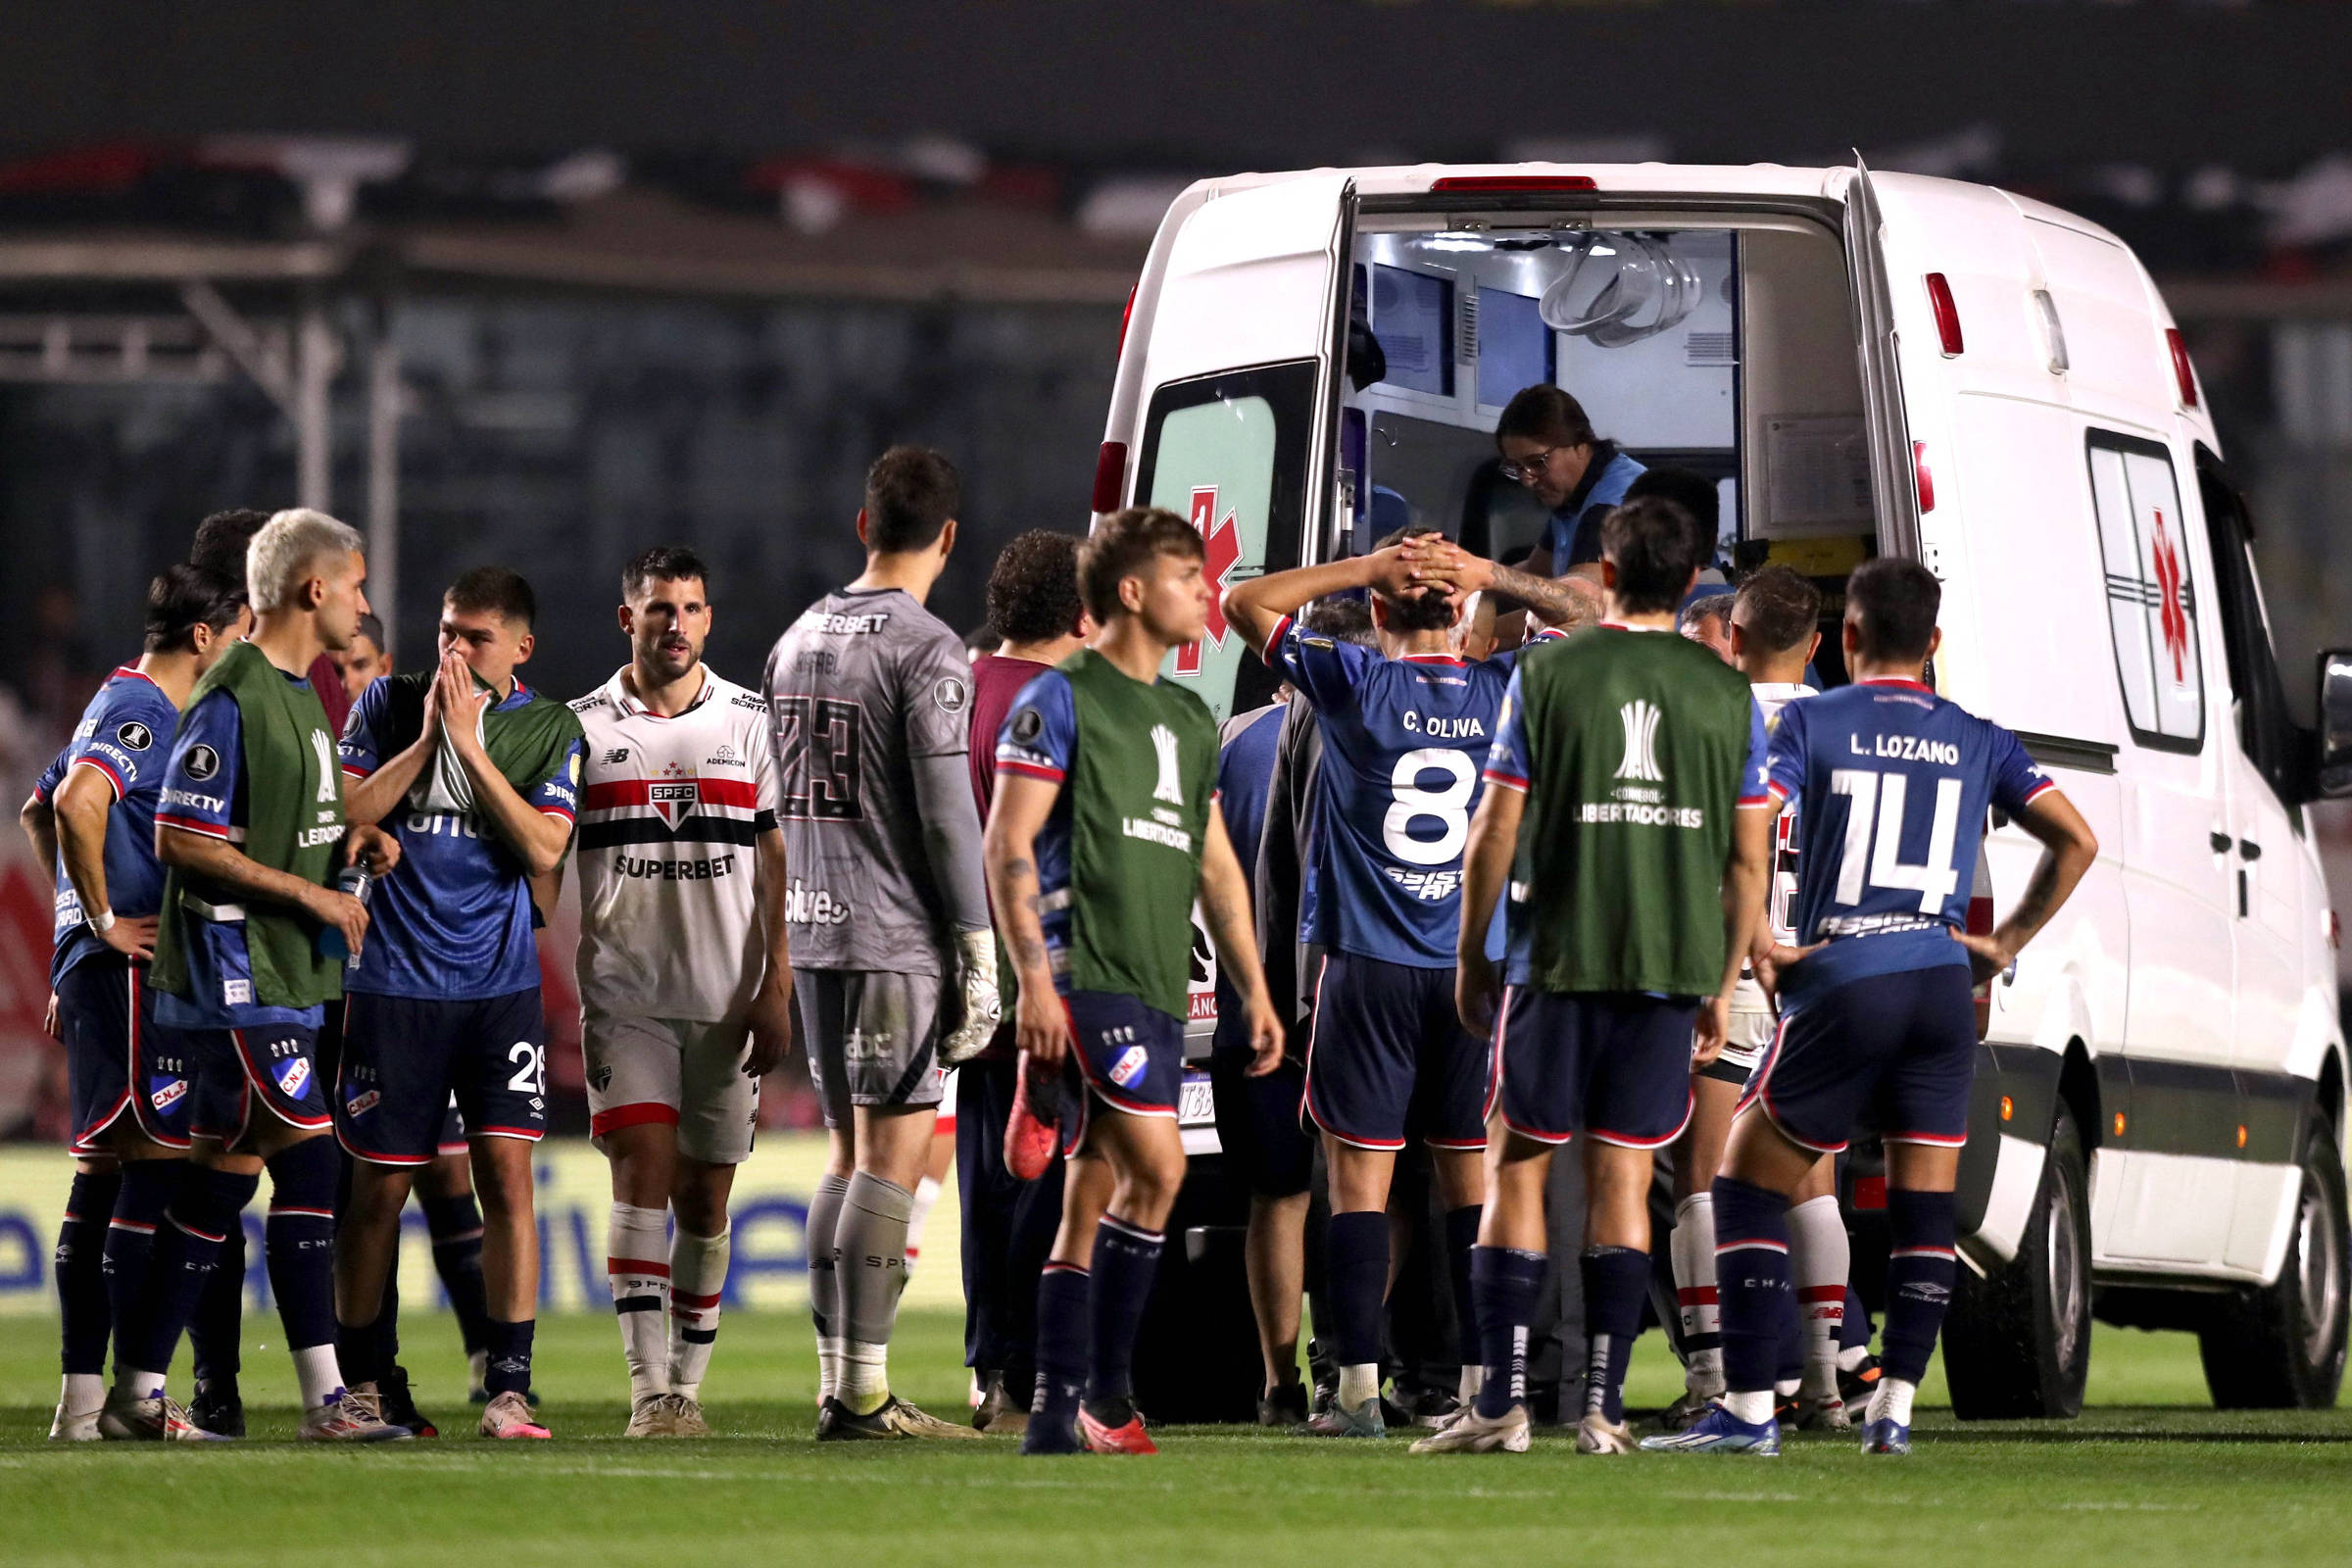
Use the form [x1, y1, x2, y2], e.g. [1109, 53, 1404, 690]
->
[983, 770, 1072, 1065]
[1403, 538, 1599, 631]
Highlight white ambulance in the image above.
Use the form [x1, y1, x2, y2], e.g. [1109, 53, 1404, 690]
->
[1102, 162, 2352, 1417]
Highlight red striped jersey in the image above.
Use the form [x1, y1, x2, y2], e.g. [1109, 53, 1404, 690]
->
[569, 666, 779, 1022]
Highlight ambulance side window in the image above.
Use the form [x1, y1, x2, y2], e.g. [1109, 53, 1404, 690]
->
[2085, 430, 2205, 753]
[2196, 450, 2300, 808]
[1131, 360, 1317, 722]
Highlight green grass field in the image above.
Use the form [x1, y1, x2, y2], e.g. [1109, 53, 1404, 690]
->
[7, 1309, 2352, 1566]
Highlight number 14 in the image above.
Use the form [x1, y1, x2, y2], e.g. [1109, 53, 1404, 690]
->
[1828, 768, 1962, 913]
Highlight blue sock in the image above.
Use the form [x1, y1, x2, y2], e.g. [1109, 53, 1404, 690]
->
[1882, 1189, 1958, 1386]
[1086, 1214, 1163, 1417]
[1025, 1262, 1089, 1452]
[118, 1165, 259, 1380]
[1326, 1209, 1389, 1374]
[264, 1139, 339, 1351]
[337, 1314, 389, 1390]
[1839, 1283, 1873, 1356]
[1471, 1246, 1545, 1420]
[104, 1161, 175, 1373]
[423, 1192, 492, 1357]
[58, 1169, 121, 1377]
[189, 1219, 246, 1389]
[1712, 1177, 1793, 1397]
[1580, 1246, 1649, 1425]
[1444, 1205, 1482, 1373]
[484, 1318, 535, 1396]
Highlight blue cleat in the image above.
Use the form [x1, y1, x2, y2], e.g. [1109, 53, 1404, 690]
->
[1861, 1417, 1910, 1455]
[1637, 1402, 1781, 1455]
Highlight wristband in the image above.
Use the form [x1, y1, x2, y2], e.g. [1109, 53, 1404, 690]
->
[89, 909, 116, 936]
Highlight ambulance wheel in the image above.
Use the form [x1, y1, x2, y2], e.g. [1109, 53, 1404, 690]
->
[2199, 1121, 2349, 1410]
[1943, 1105, 2092, 1420]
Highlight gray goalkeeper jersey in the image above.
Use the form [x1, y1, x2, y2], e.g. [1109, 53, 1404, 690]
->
[762, 586, 973, 975]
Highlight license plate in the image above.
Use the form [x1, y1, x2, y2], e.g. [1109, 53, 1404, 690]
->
[1178, 1068, 1215, 1127]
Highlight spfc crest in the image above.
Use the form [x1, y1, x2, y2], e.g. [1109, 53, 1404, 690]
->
[650, 779, 699, 829]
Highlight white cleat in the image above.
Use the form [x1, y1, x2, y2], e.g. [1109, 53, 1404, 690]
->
[1796, 1393, 1853, 1432]
[97, 1388, 224, 1442]
[625, 1393, 677, 1438]
[1576, 1412, 1636, 1454]
[51, 1396, 101, 1442]
[299, 1387, 413, 1443]
[1408, 1401, 1531, 1454]
[663, 1394, 711, 1438]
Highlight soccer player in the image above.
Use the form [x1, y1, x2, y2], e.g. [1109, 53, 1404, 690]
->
[332, 611, 393, 705]
[1220, 529, 1589, 1438]
[1661, 566, 1853, 1425]
[765, 447, 997, 1442]
[22, 566, 242, 1440]
[961, 529, 1093, 1433]
[1645, 559, 2097, 1456]
[103, 508, 408, 1443]
[987, 505, 1285, 1456]
[1419, 496, 1773, 1456]
[572, 546, 793, 1437]
[333, 567, 585, 1440]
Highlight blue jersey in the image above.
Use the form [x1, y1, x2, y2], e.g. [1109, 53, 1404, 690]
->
[151, 680, 328, 1032]
[992, 669, 1084, 984]
[1212, 702, 1284, 1052]
[1265, 615, 1514, 968]
[45, 666, 180, 985]
[337, 679, 582, 1001]
[1764, 677, 2055, 1008]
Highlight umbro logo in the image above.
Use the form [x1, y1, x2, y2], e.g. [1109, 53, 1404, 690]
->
[603, 747, 630, 765]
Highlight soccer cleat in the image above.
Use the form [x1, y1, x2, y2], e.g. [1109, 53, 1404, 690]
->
[1638, 1402, 1780, 1455]
[1796, 1393, 1852, 1432]
[1296, 1394, 1386, 1439]
[97, 1389, 225, 1443]
[1078, 1402, 1158, 1454]
[1408, 1402, 1531, 1454]
[1660, 1388, 1720, 1432]
[1576, 1412, 1635, 1454]
[818, 1395, 986, 1441]
[973, 1373, 1029, 1435]
[1389, 1386, 1460, 1430]
[1256, 1382, 1309, 1429]
[375, 1367, 438, 1439]
[50, 1396, 101, 1443]
[663, 1394, 711, 1437]
[478, 1390, 551, 1440]
[1840, 1354, 1884, 1423]
[1861, 1417, 1911, 1456]
[626, 1393, 676, 1438]
[186, 1378, 245, 1440]
[299, 1387, 414, 1443]
[1004, 1052, 1062, 1181]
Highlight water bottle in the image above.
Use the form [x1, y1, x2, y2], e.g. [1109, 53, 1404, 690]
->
[318, 863, 374, 960]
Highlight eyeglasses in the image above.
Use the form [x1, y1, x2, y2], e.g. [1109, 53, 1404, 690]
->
[1497, 446, 1563, 484]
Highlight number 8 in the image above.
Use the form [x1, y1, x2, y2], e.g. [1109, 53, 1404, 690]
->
[1384, 748, 1476, 866]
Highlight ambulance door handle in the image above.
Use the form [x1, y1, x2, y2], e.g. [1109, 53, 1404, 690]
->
[2209, 831, 2233, 854]
[2238, 839, 2262, 860]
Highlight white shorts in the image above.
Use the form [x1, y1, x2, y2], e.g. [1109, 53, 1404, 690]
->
[582, 1010, 759, 1165]
[1722, 1008, 1777, 1078]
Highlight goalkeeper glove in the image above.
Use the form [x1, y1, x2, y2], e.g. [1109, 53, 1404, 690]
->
[940, 927, 1003, 1066]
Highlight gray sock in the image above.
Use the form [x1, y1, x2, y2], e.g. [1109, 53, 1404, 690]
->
[808, 1172, 851, 1347]
[837, 1171, 915, 1348]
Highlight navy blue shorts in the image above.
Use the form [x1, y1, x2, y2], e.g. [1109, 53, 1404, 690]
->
[58, 957, 195, 1154]
[1491, 988, 1697, 1148]
[1059, 989, 1184, 1157]
[335, 989, 549, 1165]
[188, 1023, 331, 1145]
[1740, 965, 1977, 1155]
[1209, 1049, 1312, 1198]
[1303, 953, 1488, 1152]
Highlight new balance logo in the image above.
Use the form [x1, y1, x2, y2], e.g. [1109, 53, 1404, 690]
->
[1150, 723, 1184, 806]
[602, 748, 630, 765]
[1615, 699, 1664, 782]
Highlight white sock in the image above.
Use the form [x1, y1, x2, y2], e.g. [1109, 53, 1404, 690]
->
[467, 1348, 488, 1397]
[607, 1201, 672, 1400]
[841, 1340, 889, 1413]
[1839, 1341, 1872, 1375]
[668, 1226, 730, 1401]
[61, 1371, 104, 1416]
[1457, 1363, 1485, 1405]
[818, 1338, 845, 1403]
[1775, 1377, 1800, 1398]
[115, 1367, 166, 1400]
[1789, 1195, 1851, 1400]
[1726, 1388, 1776, 1425]
[1670, 1192, 1724, 1396]
[906, 1174, 943, 1270]
[292, 1345, 343, 1410]
[1338, 1362, 1380, 1411]
[1868, 1375, 1918, 1427]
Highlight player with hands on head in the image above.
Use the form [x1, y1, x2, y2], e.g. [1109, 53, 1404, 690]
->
[1421, 496, 1774, 1457]
[105, 508, 409, 1445]
[1645, 558, 2097, 1458]
[571, 546, 792, 1438]
[988, 506, 1283, 1456]
[764, 447, 995, 1443]
[333, 566, 584, 1441]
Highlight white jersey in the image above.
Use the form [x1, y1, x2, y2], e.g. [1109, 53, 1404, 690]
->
[1734, 680, 1817, 1016]
[570, 665, 778, 1022]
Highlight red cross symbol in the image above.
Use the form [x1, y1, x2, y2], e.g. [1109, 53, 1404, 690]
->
[2150, 509, 2188, 682]
[1173, 484, 1244, 676]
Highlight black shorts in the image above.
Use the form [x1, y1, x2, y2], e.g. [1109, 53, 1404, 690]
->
[1491, 988, 1697, 1149]
[188, 1023, 332, 1145]
[58, 957, 195, 1154]
[1739, 965, 1978, 1155]
[1059, 989, 1184, 1157]
[1209, 1048, 1312, 1198]
[1302, 953, 1488, 1152]
[334, 989, 549, 1165]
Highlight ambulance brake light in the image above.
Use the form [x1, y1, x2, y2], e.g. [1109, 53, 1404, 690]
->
[1926, 272, 1963, 356]
[1430, 175, 1597, 193]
